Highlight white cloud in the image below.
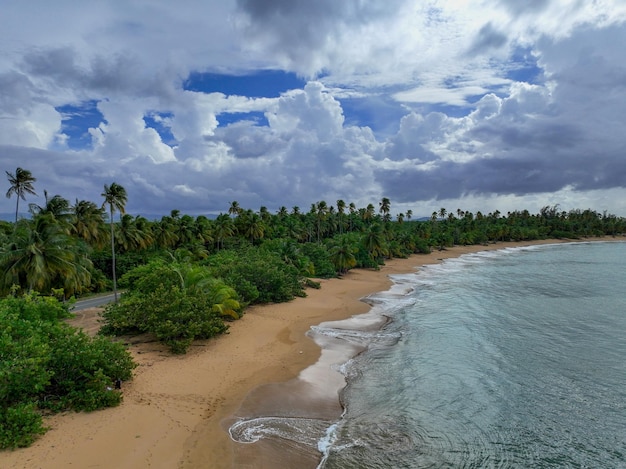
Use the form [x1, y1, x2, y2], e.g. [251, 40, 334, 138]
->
[1, 1, 626, 219]
[172, 184, 196, 196]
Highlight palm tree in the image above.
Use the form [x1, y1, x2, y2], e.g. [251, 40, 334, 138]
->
[152, 216, 179, 250]
[29, 191, 72, 231]
[363, 203, 375, 222]
[259, 206, 271, 222]
[0, 214, 91, 296]
[5, 167, 37, 222]
[228, 201, 241, 218]
[71, 199, 107, 248]
[213, 213, 235, 250]
[314, 201, 328, 242]
[406, 209, 413, 221]
[379, 197, 391, 219]
[363, 223, 387, 262]
[336, 199, 346, 234]
[116, 214, 152, 252]
[101, 182, 127, 303]
[348, 202, 356, 231]
[247, 213, 266, 244]
[329, 236, 357, 274]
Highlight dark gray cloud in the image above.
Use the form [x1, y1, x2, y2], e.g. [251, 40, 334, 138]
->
[467, 22, 508, 56]
[21, 47, 176, 99]
[0, 71, 36, 113]
[498, 0, 550, 16]
[235, 0, 403, 75]
[376, 22, 626, 207]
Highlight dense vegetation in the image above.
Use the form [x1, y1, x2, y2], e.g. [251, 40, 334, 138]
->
[1, 166, 625, 447]
[0, 294, 135, 449]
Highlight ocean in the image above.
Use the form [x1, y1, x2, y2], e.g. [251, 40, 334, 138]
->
[230, 241, 626, 468]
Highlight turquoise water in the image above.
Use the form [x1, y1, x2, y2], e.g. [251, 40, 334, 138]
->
[320, 242, 626, 468]
[230, 242, 626, 468]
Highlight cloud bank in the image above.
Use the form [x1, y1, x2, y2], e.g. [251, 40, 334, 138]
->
[1, 0, 626, 218]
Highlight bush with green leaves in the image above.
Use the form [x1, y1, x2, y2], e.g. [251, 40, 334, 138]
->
[204, 247, 305, 304]
[101, 260, 240, 353]
[298, 243, 337, 278]
[1, 291, 72, 322]
[0, 403, 46, 449]
[0, 295, 135, 449]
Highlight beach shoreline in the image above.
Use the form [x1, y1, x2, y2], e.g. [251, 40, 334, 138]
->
[0, 238, 618, 469]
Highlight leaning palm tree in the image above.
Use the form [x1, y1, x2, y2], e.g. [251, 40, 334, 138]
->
[101, 182, 127, 303]
[5, 167, 37, 222]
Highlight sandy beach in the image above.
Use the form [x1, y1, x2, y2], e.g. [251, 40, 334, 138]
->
[0, 238, 615, 469]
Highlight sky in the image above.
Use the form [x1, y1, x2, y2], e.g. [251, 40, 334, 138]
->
[1, 0, 626, 220]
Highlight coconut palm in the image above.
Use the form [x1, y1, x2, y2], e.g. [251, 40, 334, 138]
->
[29, 191, 72, 231]
[151, 216, 178, 250]
[379, 197, 391, 219]
[228, 201, 241, 218]
[0, 214, 91, 296]
[349, 202, 356, 231]
[5, 167, 37, 223]
[314, 201, 328, 242]
[71, 199, 107, 248]
[329, 236, 357, 274]
[363, 203, 376, 222]
[244, 213, 266, 244]
[193, 215, 214, 246]
[101, 182, 127, 303]
[116, 214, 152, 252]
[336, 199, 346, 234]
[213, 213, 235, 250]
[363, 223, 387, 261]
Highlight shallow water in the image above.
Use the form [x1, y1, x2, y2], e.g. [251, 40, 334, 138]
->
[231, 242, 626, 468]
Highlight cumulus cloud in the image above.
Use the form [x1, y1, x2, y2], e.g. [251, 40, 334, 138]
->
[1, 0, 626, 219]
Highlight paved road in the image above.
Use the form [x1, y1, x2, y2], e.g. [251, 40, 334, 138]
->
[72, 293, 118, 311]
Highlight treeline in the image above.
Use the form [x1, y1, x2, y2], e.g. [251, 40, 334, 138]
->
[1, 167, 625, 447]
[1, 175, 623, 302]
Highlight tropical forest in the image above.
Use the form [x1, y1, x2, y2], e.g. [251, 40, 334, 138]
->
[1, 166, 624, 449]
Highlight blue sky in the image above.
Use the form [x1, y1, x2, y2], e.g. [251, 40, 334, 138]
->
[1, 1, 626, 219]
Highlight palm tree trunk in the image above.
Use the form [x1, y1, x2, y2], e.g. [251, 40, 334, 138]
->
[110, 206, 118, 303]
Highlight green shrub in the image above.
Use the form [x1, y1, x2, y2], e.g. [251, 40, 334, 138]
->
[299, 243, 336, 278]
[0, 403, 46, 449]
[1, 292, 72, 322]
[101, 261, 237, 353]
[42, 329, 135, 411]
[205, 247, 305, 303]
[0, 295, 136, 448]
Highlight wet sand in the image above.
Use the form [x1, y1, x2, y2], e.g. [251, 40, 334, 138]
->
[0, 238, 617, 468]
